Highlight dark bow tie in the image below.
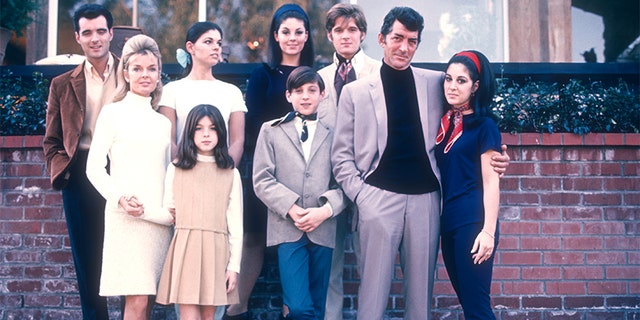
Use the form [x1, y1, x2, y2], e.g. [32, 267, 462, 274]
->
[271, 111, 318, 142]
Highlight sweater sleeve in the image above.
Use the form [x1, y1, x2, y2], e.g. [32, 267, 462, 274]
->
[226, 169, 244, 273]
[86, 105, 120, 206]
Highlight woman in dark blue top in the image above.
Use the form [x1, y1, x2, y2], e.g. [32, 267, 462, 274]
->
[435, 50, 501, 320]
[227, 4, 315, 319]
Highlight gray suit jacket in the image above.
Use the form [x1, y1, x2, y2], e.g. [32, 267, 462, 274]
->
[253, 118, 346, 248]
[331, 65, 445, 202]
[317, 50, 381, 126]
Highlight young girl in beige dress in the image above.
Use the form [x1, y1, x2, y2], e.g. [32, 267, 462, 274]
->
[156, 104, 243, 319]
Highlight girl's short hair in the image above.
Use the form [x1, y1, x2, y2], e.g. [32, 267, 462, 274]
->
[286, 66, 325, 92]
[445, 50, 496, 118]
[174, 104, 234, 170]
[267, 3, 314, 68]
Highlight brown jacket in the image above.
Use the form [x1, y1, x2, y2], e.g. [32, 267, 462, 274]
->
[43, 55, 120, 190]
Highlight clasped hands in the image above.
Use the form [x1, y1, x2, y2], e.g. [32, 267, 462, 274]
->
[118, 195, 144, 217]
[288, 204, 331, 233]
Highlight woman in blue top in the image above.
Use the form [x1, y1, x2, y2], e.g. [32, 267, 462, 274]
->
[227, 4, 315, 319]
[435, 50, 501, 320]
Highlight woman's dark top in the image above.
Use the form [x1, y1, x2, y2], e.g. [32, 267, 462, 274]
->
[435, 113, 501, 233]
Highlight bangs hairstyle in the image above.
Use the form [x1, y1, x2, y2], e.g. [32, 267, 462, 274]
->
[325, 3, 367, 34]
[73, 3, 114, 32]
[268, 3, 314, 68]
[445, 50, 496, 118]
[286, 66, 325, 92]
[112, 35, 163, 109]
[380, 6, 424, 43]
[174, 104, 234, 170]
[182, 21, 224, 77]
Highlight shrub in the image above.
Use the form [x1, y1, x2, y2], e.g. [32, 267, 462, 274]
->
[0, 71, 49, 135]
[493, 78, 640, 134]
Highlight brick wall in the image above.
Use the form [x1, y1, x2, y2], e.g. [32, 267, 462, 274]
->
[1, 134, 639, 319]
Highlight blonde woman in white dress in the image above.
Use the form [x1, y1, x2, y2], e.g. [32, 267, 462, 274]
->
[86, 34, 173, 320]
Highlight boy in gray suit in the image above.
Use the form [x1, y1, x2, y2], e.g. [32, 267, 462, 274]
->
[253, 66, 347, 319]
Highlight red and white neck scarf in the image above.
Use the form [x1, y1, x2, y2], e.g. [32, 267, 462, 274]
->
[436, 103, 471, 153]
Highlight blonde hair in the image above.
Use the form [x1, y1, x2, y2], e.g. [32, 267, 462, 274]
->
[113, 34, 163, 109]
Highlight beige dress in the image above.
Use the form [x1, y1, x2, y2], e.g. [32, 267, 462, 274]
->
[156, 160, 241, 306]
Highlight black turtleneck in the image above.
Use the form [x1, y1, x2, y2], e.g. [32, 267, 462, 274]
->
[365, 62, 440, 194]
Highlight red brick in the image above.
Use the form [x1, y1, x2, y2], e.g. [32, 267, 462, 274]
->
[586, 252, 626, 265]
[544, 252, 584, 265]
[563, 134, 583, 145]
[541, 133, 562, 145]
[24, 235, 63, 248]
[2, 136, 24, 148]
[624, 163, 640, 176]
[521, 133, 542, 145]
[521, 237, 561, 250]
[564, 236, 603, 250]
[501, 221, 540, 235]
[604, 207, 640, 220]
[23, 136, 44, 148]
[4, 250, 42, 263]
[522, 207, 562, 220]
[587, 282, 628, 295]
[2, 221, 42, 233]
[583, 162, 623, 176]
[0, 177, 23, 190]
[604, 177, 640, 191]
[604, 148, 640, 161]
[607, 296, 640, 308]
[5, 163, 45, 177]
[563, 177, 603, 191]
[43, 221, 70, 234]
[542, 221, 582, 234]
[545, 281, 586, 295]
[23, 178, 52, 189]
[500, 177, 519, 190]
[43, 251, 73, 264]
[44, 279, 78, 293]
[0, 207, 24, 220]
[433, 282, 456, 295]
[626, 193, 640, 205]
[503, 281, 544, 294]
[501, 252, 542, 265]
[24, 207, 63, 220]
[499, 206, 520, 220]
[491, 296, 520, 309]
[631, 282, 640, 294]
[5, 280, 43, 292]
[25, 266, 62, 278]
[23, 295, 62, 307]
[44, 193, 63, 206]
[522, 296, 562, 308]
[605, 266, 640, 279]
[496, 236, 519, 249]
[604, 236, 639, 250]
[4, 193, 44, 206]
[522, 267, 562, 280]
[0, 294, 23, 307]
[0, 234, 21, 247]
[501, 133, 519, 145]
[493, 266, 521, 279]
[523, 148, 563, 161]
[504, 162, 535, 175]
[540, 192, 581, 206]
[626, 133, 640, 145]
[521, 177, 562, 190]
[45, 310, 83, 319]
[564, 207, 603, 221]
[543, 310, 583, 319]
[539, 163, 581, 176]
[564, 266, 604, 279]
[583, 192, 622, 205]
[584, 222, 626, 235]
[502, 192, 539, 205]
[583, 133, 604, 145]
[0, 266, 23, 277]
[565, 296, 604, 308]
[626, 221, 640, 234]
[630, 252, 640, 264]
[3, 310, 44, 319]
[500, 310, 543, 320]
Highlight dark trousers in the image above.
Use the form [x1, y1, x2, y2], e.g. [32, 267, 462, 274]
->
[278, 234, 332, 320]
[441, 222, 499, 320]
[61, 150, 108, 320]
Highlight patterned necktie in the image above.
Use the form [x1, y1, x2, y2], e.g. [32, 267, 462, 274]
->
[271, 111, 317, 142]
[334, 60, 355, 101]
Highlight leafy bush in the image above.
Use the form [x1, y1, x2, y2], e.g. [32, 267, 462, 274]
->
[494, 78, 640, 134]
[0, 71, 49, 135]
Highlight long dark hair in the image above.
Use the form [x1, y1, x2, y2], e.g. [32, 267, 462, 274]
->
[182, 21, 224, 77]
[267, 3, 314, 68]
[174, 104, 234, 169]
[445, 50, 496, 118]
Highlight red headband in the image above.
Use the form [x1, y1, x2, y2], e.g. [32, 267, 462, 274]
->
[455, 51, 481, 73]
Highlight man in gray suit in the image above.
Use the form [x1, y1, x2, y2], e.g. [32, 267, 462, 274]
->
[317, 4, 380, 320]
[331, 7, 509, 319]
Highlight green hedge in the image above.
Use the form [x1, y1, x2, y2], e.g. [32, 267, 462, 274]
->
[1, 71, 639, 136]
